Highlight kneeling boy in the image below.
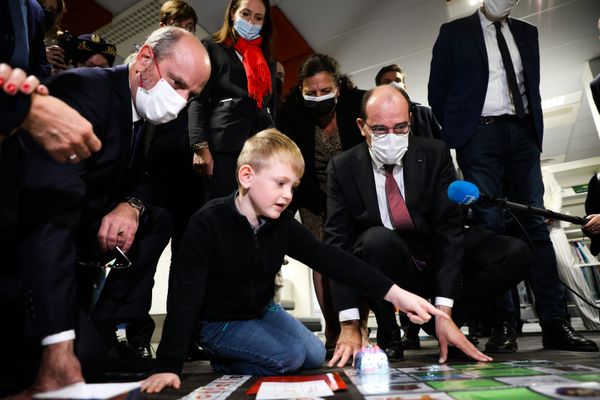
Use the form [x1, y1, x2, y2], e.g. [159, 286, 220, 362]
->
[142, 129, 446, 393]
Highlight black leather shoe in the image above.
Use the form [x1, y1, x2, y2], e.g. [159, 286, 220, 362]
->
[542, 319, 599, 352]
[132, 342, 154, 360]
[401, 324, 421, 350]
[381, 339, 404, 361]
[377, 327, 404, 361]
[105, 341, 152, 379]
[467, 319, 491, 338]
[186, 340, 211, 361]
[485, 321, 518, 353]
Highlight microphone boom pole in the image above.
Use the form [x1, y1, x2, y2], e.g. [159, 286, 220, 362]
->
[479, 195, 587, 226]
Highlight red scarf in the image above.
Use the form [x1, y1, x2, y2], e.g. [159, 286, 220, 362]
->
[234, 37, 272, 109]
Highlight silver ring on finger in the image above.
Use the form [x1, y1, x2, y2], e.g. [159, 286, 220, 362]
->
[69, 153, 77, 160]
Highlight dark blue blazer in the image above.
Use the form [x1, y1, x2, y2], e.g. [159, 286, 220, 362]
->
[428, 11, 543, 150]
[0, 0, 50, 137]
[16, 65, 150, 338]
[0, 0, 50, 78]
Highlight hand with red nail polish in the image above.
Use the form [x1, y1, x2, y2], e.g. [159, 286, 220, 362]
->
[5, 83, 16, 95]
[1, 62, 101, 160]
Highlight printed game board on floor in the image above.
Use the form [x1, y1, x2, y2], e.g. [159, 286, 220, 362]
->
[344, 360, 600, 399]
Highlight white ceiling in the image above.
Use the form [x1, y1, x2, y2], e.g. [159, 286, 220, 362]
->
[94, 0, 600, 163]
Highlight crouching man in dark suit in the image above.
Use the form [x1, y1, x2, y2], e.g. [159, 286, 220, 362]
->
[325, 85, 531, 367]
[0, 26, 211, 394]
[46, 27, 211, 377]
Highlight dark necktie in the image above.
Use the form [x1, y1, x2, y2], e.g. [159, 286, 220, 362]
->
[384, 164, 414, 232]
[493, 21, 526, 118]
[129, 120, 145, 166]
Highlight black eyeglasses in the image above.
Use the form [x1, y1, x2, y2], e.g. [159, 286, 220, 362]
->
[78, 246, 132, 270]
[363, 121, 410, 138]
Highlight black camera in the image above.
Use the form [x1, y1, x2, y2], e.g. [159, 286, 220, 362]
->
[57, 30, 77, 66]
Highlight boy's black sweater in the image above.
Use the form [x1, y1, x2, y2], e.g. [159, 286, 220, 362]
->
[155, 192, 394, 374]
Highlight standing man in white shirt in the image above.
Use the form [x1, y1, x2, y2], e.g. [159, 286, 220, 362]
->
[428, 0, 598, 353]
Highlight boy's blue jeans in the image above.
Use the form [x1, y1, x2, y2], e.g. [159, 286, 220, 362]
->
[196, 301, 326, 375]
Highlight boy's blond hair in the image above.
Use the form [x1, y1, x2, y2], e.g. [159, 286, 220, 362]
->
[237, 129, 305, 189]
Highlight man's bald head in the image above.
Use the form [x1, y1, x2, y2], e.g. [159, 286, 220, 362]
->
[131, 27, 211, 101]
[361, 85, 411, 121]
[357, 85, 412, 147]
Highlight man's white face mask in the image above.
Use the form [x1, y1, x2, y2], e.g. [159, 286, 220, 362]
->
[483, 0, 518, 19]
[135, 52, 187, 124]
[369, 133, 409, 166]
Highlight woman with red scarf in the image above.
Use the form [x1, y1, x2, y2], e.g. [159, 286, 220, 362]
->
[188, 0, 276, 200]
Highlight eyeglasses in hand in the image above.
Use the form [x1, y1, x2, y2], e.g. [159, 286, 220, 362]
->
[77, 246, 132, 270]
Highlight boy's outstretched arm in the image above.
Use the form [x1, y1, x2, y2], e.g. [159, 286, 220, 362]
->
[383, 284, 448, 324]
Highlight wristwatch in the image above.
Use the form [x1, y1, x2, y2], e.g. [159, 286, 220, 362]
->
[191, 141, 209, 154]
[125, 197, 145, 216]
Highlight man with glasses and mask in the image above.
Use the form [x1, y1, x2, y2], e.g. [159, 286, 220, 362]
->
[324, 85, 530, 367]
[2, 26, 211, 394]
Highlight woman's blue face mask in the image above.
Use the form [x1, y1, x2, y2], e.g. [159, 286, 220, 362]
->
[233, 17, 262, 40]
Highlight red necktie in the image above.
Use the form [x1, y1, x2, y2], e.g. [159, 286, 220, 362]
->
[384, 165, 414, 232]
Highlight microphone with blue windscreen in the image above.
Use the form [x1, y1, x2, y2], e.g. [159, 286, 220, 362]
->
[447, 180, 587, 225]
[447, 180, 481, 205]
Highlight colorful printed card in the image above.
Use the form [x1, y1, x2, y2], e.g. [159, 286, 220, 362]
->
[246, 372, 346, 395]
[467, 367, 540, 378]
[410, 371, 478, 381]
[450, 362, 513, 371]
[427, 378, 507, 392]
[180, 375, 250, 400]
[531, 365, 600, 375]
[449, 387, 547, 400]
[563, 373, 600, 382]
[494, 374, 576, 386]
[365, 393, 454, 400]
[398, 365, 455, 373]
[529, 381, 600, 399]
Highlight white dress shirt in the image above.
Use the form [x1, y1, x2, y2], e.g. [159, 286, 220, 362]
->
[479, 9, 529, 116]
[339, 150, 453, 322]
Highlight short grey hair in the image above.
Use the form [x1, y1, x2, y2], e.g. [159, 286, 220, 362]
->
[144, 26, 190, 61]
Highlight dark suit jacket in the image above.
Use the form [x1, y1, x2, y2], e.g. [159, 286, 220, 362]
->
[0, 0, 50, 137]
[585, 174, 600, 256]
[17, 65, 151, 338]
[325, 137, 465, 306]
[278, 86, 365, 214]
[0, 0, 50, 78]
[411, 102, 442, 140]
[428, 11, 543, 150]
[188, 38, 276, 152]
